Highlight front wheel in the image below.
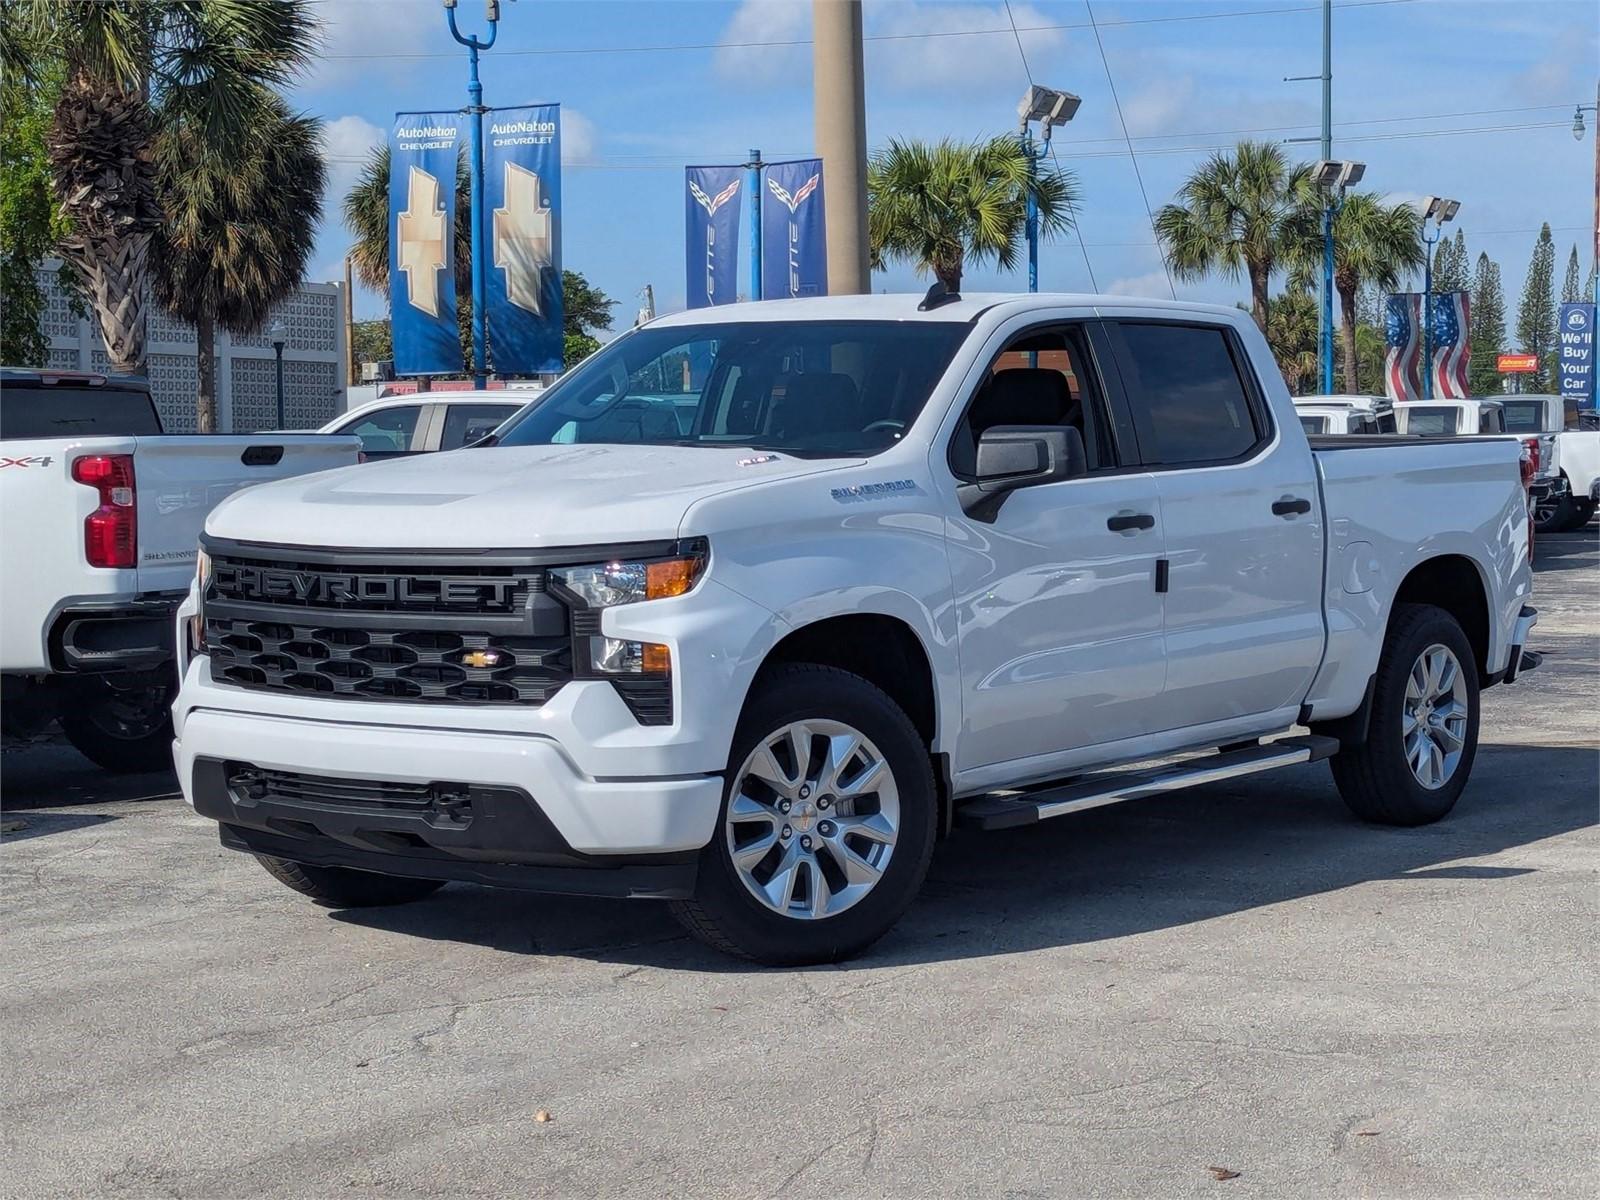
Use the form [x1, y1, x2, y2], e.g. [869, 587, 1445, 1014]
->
[1330, 603, 1480, 826]
[59, 674, 175, 774]
[671, 665, 937, 965]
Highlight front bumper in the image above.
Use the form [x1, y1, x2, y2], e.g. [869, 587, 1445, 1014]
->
[174, 704, 725, 893]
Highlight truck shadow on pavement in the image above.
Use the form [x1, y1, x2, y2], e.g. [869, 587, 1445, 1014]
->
[333, 741, 1597, 971]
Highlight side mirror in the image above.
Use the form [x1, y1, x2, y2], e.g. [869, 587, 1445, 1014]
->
[959, 425, 1086, 522]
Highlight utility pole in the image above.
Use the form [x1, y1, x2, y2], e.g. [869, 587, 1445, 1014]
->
[1319, 0, 1334, 393]
[444, 0, 500, 390]
[342, 252, 356, 390]
[747, 149, 764, 301]
[812, 0, 870, 294]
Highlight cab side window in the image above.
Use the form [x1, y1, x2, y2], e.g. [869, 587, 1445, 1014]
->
[341, 404, 421, 454]
[950, 325, 1114, 478]
[1108, 322, 1267, 466]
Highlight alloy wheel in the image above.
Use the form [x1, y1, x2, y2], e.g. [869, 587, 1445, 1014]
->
[724, 719, 900, 920]
[1402, 643, 1469, 790]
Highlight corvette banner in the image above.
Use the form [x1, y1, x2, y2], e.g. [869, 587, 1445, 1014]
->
[484, 104, 563, 375]
[685, 165, 743, 308]
[390, 111, 463, 375]
[760, 158, 827, 300]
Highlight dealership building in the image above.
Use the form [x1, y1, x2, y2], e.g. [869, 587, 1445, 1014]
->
[36, 263, 348, 433]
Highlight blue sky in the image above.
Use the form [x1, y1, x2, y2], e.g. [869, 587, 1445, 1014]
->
[295, 0, 1598, 328]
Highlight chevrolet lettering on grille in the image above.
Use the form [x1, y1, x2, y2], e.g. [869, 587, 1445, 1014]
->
[214, 564, 516, 608]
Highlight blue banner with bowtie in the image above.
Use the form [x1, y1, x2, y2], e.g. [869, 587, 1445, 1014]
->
[484, 104, 563, 375]
[685, 165, 744, 309]
[760, 158, 828, 300]
[390, 111, 463, 375]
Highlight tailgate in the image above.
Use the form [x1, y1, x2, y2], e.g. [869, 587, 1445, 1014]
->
[133, 435, 359, 593]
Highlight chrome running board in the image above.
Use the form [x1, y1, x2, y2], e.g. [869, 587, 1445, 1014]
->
[955, 734, 1340, 831]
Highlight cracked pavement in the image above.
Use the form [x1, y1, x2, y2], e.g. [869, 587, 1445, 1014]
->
[2, 527, 1596, 1198]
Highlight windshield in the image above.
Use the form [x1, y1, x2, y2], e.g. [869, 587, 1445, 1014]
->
[495, 320, 968, 457]
[1, 384, 161, 439]
[1500, 400, 1546, 433]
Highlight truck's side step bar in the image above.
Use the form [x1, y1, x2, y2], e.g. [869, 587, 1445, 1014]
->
[955, 734, 1341, 831]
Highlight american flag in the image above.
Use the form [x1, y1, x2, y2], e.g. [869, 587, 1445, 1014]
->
[1385, 292, 1423, 401]
[1429, 290, 1472, 399]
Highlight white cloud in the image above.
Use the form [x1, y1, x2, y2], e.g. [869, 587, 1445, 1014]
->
[715, 0, 810, 83]
[868, 2, 1063, 92]
[1105, 270, 1173, 299]
[1119, 77, 1196, 139]
[562, 108, 598, 165]
[319, 114, 385, 240]
[303, 0, 443, 89]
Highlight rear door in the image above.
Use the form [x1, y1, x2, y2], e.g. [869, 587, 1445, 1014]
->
[132, 435, 359, 594]
[1102, 318, 1325, 733]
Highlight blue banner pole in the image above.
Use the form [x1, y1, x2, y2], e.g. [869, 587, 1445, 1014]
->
[1422, 221, 1437, 400]
[748, 149, 763, 303]
[446, 3, 499, 390]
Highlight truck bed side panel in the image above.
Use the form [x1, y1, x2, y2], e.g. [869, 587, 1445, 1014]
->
[1306, 440, 1532, 719]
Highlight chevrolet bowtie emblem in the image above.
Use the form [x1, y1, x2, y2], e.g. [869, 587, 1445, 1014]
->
[396, 166, 448, 317]
[461, 650, 502, 669]
[493, 161, 553, 315]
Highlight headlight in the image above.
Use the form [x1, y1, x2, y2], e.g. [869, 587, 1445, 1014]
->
[189, 547, 211, 655]
[550, 540, 707, 610]
[195, 546, 212, 590]
[551, 540, 707, 679]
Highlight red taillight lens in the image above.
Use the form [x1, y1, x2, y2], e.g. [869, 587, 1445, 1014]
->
[72, 453, 136, 568]
[1520, 437, 1540, 480]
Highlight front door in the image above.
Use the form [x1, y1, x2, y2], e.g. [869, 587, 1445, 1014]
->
[941, 319, 1167, 777]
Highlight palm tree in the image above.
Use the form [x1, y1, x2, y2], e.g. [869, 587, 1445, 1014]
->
[1287, 193, 1421, 395]
[150, 92, 324, 432]
[867, 135, 1077, 292]
[1154, 140, 1312, 332]
[6, 0, 316, 374]
[1260, 290, 1320, 394]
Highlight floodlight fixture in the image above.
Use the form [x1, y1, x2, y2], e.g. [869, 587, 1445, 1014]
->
[1313, 159, 1365, 191]
[1017, 85, 1082, 133]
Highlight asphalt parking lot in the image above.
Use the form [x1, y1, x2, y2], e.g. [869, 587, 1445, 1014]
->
[3, 528, 1595, 1199]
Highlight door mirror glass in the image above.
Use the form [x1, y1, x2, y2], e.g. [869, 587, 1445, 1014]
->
[961, 425, 1086, 522]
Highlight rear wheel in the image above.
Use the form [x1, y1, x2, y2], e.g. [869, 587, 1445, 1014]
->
[1330, 603, 1480, 826]
[671, 665, 936, 965]
[1563, 497, 1596, 531]
[1533, 486, 1580, 533]
[59, 675, 175, 774]
[253, 855, 446, 908]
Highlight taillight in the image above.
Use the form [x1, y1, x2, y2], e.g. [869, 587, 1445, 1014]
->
[71, 453, 136, 568]
[1521, 437, 1541, 479]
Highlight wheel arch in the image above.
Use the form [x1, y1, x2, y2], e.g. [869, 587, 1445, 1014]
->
[1392, 553, 1491, 678]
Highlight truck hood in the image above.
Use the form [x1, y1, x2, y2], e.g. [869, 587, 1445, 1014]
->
[204, 443, 856, 549]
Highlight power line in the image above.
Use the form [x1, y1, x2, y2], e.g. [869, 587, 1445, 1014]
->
[1003, 0, 1099, 290]
[1083, 0, 1177, 298]
[319, 0, 1420, 61]
[1065, 104, 1574, 148]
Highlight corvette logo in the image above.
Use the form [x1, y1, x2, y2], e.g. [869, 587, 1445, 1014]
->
[766, 173, 820, 214]
[690, 178, 741, 217]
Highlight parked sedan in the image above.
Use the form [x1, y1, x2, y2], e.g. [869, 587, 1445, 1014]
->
[321, 392, 532, 459]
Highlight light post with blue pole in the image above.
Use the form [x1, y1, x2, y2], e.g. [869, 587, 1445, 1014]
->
[1418, 196, 1460, 400]
[747, 149, 764, 301]
[1016, 85, 1080, 293]
[1310, 159, 1363, 392]
[443, 0, 500, 390]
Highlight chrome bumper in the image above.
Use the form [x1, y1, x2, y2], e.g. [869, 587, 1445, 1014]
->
[1503, 605, 1540, 684]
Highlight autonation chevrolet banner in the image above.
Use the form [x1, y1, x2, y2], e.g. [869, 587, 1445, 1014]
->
[1558, 302, 1595, 408]
[485, 104, 563, 375]
[685, 166, 743, 308]
[390, 112, 463, 375]
[760, 158, 827, 300]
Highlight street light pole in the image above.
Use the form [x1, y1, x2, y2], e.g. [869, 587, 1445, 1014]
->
[747, 148, 764, 301]
[1320, 0, 1334, 393]
[1016, 85, 1081, 294]
[270, 319, 288, 428]
[1576, 87, 1598, 308]
[445, 0, 500, 390]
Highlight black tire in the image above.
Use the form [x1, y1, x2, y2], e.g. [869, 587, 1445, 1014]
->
[1558, 497, 1595, 532]
[1533, 487, 1580, 534]
[671, 664, 937, 966]
[59, 675, 175, 774]
[253, 855, 446, 908]
[1330, 603, 1480, 826]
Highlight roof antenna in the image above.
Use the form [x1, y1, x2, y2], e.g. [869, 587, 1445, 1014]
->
[918, 280, 961, 311]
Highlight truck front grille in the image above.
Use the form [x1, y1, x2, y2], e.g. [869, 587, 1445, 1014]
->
[203, 547, 572, 708]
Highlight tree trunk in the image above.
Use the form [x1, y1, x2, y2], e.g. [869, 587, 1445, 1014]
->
[195, 314, 218, 433]
[1337, 282, 1361, 395]
[1248, 261, 1270, 332]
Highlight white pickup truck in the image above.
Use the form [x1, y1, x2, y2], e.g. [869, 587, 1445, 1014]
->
[1497, 393, 1599, 532]
[173, 294, 1539, 964]
[1, 369, 357, 770]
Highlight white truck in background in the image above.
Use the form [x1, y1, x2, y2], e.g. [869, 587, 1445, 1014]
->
[1, 369, 358, 770]
[1496, 393, 1599, 532]
[173, 293, 1539, 964]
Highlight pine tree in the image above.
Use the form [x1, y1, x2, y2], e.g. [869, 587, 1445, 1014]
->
[1433, 228, 1468, 294]
[1469, 251, 1506, 396]
[1561, 245, 1582, 303]
[1516, 223, 1556, 390]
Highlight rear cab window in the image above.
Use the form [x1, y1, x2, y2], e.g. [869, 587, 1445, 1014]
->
[338, 404, 422, 454]
[439, 403, 519, 450]
[1106, 321, 1268, 466]
[1402, 407, 1459, 436]
[0, 383, 162, 439]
